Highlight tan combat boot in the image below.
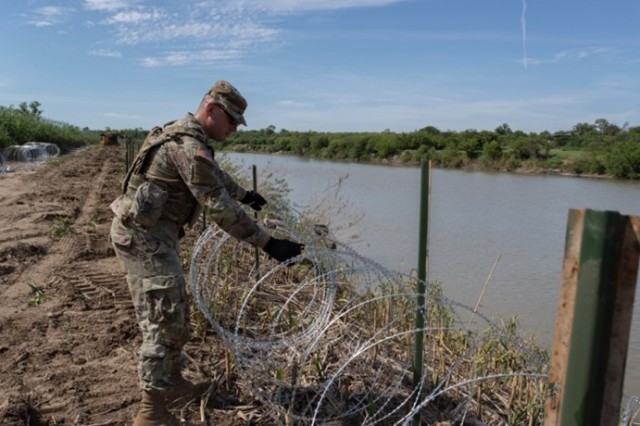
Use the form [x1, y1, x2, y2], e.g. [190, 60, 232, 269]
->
[164, 374, 211, 407]
[133, 389, 180, 426]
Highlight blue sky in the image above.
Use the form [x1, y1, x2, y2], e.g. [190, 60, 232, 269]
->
[1, 0, 638, 133]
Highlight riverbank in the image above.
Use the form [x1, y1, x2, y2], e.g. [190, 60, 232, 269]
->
[223, 148, 618, 181]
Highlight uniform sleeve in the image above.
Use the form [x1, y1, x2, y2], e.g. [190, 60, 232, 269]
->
[218, 167, 247, 201]
[168, 138, 270, 248]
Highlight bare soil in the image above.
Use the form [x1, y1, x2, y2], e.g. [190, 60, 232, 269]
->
[0, 146, 244, 426]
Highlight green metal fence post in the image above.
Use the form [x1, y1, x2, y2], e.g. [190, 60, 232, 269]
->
[412, 160, 431, 426]
[252, 165, 260, 280]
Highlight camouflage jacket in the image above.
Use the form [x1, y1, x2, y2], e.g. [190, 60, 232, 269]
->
[112, 113, 270, 248]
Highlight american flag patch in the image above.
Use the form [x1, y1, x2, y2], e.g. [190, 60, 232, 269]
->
[196, 146, 213, 164]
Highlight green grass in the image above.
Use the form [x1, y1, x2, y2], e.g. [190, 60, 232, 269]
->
[50, 215, 73, 238]
[27, 282, 47, 307]
[549, 148, 588, 160]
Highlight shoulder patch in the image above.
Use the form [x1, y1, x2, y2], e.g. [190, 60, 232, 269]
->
[195, 146, 213, 164]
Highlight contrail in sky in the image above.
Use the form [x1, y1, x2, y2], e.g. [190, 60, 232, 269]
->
[521, 0, 528, 69]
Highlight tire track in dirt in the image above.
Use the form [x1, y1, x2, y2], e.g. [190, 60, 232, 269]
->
[1, 145, 236, 425]
[0, 164, 57, 291]
[0, 147, 116, 310]
[0, 145, 142, 425]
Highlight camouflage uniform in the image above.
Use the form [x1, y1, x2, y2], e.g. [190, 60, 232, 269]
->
[110, 102, 269, 391]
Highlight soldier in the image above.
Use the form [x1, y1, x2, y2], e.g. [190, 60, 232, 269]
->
[109, 80, 303, 426]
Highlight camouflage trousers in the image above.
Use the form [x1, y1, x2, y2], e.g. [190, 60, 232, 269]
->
[110, 216, 190, 391]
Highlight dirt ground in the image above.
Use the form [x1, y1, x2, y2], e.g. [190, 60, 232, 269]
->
[0, 145, 247, 426]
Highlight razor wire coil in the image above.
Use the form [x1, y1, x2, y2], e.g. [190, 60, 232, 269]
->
[3, 142, 61, 163]
[189, 217, 555, 425]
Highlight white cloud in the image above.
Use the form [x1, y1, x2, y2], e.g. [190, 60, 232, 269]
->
[27, 6, 72, 26]
[527, 46, 619, 66]
[84, 0, 132, 12]
[28, 20, 53, 27]
[36, 6, 67, 17]
[92, 0, 400, 49]
[89, 48, 122, 58]
[104, 8, 166, 24]
[278, 100, 313, 108]
[140, 48, 242, 67]
[236, 0, 406, 12]
[553, 47, 614, 61]
[77, 0, 403, 68]
[94, 4, 278, 48]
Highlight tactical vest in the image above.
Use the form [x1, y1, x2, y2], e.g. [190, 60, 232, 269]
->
[122, 121, 208, 228]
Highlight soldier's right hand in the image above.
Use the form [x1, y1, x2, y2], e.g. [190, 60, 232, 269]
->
[263, 237, 304, 263]
[240, 190, 267, 211]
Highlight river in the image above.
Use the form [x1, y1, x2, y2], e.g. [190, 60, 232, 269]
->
[225, 151, 640, 399]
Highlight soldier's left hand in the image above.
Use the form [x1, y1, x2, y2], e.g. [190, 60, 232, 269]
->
[240, 190, 267, 211]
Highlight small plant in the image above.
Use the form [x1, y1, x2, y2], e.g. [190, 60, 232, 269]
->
[85, 213, 100, 228]
[27, 282, 46, 307]
[50, 215, 72, 238]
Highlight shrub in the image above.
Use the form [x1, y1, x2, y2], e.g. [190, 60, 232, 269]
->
[605, 141, 640, 179]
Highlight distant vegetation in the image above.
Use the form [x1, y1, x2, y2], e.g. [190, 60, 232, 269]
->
[2, 100, 639, 179]
[0, 102, 94, 152]
[220, 120, 640, 179]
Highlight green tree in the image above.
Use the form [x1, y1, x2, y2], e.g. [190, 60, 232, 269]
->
[510, 135, 545, 160]
[420, 125, 441, 135]
[574, 122, 596, 136]
[29, 101, 43, 118]
[0, 103, 90, 149]
[18, 102, 29, 115]
[605, 140, 640, 179]
[435, 145, 464, 168]
[309, 134, 329, 153]
[594, 118, 621, 136]
[18, 101, 43, 118]
[482, 140, 503, 161]
[495, 123, 512, 135]
[459, 131, 481, 159]
[372, 133, 398, 158]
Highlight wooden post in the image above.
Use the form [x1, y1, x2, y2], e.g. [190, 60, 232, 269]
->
[125, 139, 130, 171]
[545, 209, 640, 426]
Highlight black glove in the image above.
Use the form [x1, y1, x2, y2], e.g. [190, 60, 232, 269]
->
[240, 190, 267, 211]
[263, 238, 304, 263]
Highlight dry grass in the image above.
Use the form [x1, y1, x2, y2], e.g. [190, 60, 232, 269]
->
[184, 226, 549, 426]
[179, 160, 549, 425]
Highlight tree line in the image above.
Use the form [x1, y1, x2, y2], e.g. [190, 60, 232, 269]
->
[0, 102, 93, 152]
[2, 101, 639, 179]
[219, 121, 640, 179]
